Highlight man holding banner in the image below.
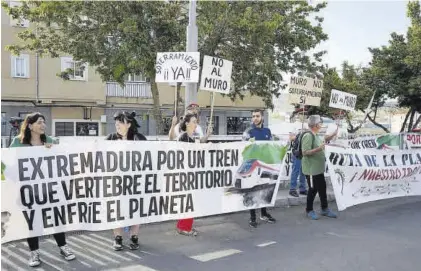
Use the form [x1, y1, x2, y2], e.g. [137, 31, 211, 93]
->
[301, 115, 337, 220]
[243, 109, 276, 228]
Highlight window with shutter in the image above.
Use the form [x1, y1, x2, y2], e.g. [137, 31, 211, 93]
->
[11, 54, 29, 78]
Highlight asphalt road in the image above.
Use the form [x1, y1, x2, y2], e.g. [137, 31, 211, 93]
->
[2, 196, 421, 271]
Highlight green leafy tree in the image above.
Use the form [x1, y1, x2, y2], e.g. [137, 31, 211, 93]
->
[366, 1, 421, 132]
[3, 1, 328, 133]
[3, 1, 186, 134]
[196, 1, 328, 108]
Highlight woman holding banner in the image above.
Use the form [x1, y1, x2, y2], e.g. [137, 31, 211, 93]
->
[105, 111, 147, 251]
[9, 112, 76, 267]
[176, 113, 212, 236]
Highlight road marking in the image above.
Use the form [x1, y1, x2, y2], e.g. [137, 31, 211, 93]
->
[88, 233, 113, 244]
[44, 239, 103, 266]
[73, 235, 133, 261]
[17, 248, 65, 271]
[66, 238, 120, 264]
[190, 249, 242, 262]
[38, 249, 68, 264]
[326, 232, 348, 238]
[1, 252, 27, 271]
[256, 241, 277, 247]
[104, 264, 161, 271]
[2, 247, 46, 271]
[124, 251, 143, 260]
[89, 233, 159, 256]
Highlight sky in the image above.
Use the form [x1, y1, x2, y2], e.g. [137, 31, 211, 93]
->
[316, 0, 411, 69]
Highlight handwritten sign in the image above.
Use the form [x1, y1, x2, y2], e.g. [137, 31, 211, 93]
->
[200, 56, 233, 94]
[155, 52, 200, 83]
[329, 89, 357, 111]
[287, 76, 323, 106]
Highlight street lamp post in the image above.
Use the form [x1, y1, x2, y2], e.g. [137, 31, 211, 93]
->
[185, 0, 198, 108]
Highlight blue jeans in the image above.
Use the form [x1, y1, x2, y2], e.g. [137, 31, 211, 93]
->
[290, 155, 307, 192]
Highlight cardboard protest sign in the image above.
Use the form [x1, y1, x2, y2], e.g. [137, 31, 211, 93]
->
[329, 89, 357, 111]
[1, 141, 286, 243]
[200, 56, 233, 94]
[155, 52, 200, 83]
[325, 146, 421, 211]
[287, 76, 323, 106]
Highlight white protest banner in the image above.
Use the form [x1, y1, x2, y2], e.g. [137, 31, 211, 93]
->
[287, 76, 323, 106]
[347, 133, 421, 150]
[200, 56, 233, 94]
[1, 141, 286, 243]
[329, 89, 357, 111]
[325, 146, 421, 211]
[155, 52, 200, 83]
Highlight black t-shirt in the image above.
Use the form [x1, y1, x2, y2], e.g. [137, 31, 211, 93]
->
[178, 133, 195, 143]
[105, 133, 147, 141]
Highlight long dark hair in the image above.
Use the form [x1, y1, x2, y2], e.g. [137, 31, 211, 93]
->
[113, 111, 140, 140]
[180, 113, 196, 132]
[18, 112, 47, 145]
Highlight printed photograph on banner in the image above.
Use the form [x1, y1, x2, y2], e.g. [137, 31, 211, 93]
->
[287, 76, 323, 106]
[329, 89, 357, 111]
[325, 146, 421, 211]
[0, 141, 287, 244]
[224, 142, 287, 207]
[199, 55, 233, 94]
[155, 52, 200, 83]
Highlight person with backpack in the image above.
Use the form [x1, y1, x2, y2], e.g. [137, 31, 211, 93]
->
[301, 115, 338, 220]
[289, 123, 309, 197]
[106, 111, 147, 251]
[242, 109, 276, 228]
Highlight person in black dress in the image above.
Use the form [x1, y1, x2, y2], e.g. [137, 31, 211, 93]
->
[105, 111, 146, 250]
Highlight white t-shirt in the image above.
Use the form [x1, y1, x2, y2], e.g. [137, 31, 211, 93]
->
[174, 123, 204, 139]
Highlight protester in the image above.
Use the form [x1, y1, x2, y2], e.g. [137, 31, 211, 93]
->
[105, 111, 147, 251]
[169, 103, 210, 142]
[9, 112, 75, 267]
[175, 113, 212, 236]
[289, 122, 308, 197]
[242, 109, 276, 228]
[301, 115, 338, 220]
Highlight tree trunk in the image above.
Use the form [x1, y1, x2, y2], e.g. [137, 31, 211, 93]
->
[407, 108, 416, 132]
[367, 106, 390, 133]
[150, 79, 164, 135]
[400, 108, 412, 132]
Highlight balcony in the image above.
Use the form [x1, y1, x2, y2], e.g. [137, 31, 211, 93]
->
[106, 82, 152, 98]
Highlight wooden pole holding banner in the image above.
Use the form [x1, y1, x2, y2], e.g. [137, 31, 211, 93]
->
[301, 103, 305, 130]
[174, 84, 178, 116]
[209, 92, 215, 133]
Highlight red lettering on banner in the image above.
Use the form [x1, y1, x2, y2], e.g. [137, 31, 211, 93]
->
[407, 134, 421, 145]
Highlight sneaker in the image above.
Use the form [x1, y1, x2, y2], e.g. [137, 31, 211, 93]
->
[307, 210, 319, 220]
[113, 235, 123, 251]
[289, 190, 299, 197]
[299, 191, 308, 196]
[29, 250, 41, 267]
[129, 235, 140, 250]
[260, 214, 276, 223]
[321, 208, 337, 218]
[59, 245, 75, 261]
[249, 220, 257, 228]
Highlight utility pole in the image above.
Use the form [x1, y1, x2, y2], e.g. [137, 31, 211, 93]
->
[185, 0, 198, 108]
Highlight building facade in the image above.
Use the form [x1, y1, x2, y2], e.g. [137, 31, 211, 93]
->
[1, 3, 267, 145]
